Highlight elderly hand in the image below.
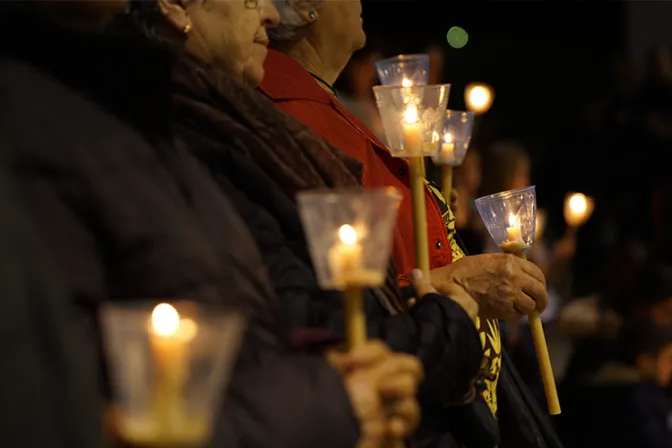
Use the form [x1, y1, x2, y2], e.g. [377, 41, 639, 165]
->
[430, 253, 548, 320]
[326, 341, 423, 446]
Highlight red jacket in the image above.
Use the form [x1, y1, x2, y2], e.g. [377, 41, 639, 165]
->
[260, 50, 453, 282]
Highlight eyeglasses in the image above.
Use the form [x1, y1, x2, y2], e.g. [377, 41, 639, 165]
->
[245, 0, 260, 9]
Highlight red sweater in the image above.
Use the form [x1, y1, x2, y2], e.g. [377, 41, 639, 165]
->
[260, 50, 453, 283]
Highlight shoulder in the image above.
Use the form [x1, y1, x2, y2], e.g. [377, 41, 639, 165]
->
[0, 57, 155, 172]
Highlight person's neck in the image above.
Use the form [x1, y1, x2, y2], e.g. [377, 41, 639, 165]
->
[285, 39, 349, 91]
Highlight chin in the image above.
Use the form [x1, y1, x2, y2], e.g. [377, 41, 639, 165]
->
[353, 29, 367, 51]
[243, 65, 265, 88]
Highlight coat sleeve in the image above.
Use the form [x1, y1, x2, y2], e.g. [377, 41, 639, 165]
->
[213, 350, 360, 448]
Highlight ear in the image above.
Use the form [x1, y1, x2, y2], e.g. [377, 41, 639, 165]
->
[157, 0, 192, 34]
[294, 0, 321, 22]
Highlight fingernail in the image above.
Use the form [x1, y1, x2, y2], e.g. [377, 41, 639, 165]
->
[411, 269, 423, 281]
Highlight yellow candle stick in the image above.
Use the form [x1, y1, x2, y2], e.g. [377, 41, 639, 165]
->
[499, 216, 561, 416]
[408, 157, 430, 276]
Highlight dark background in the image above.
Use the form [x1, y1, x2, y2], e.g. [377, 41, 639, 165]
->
[362, 1, 624, 208]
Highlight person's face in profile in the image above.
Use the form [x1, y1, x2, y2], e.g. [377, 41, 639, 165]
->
[164, 0, 279, 86]
[509, 159, 530, 191]
[315, 0, 366, 55]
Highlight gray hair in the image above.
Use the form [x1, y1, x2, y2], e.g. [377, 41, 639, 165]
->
[268, 0, 325, 42]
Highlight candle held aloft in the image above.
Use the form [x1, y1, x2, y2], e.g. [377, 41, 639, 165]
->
[505, 213, 523, 242]
[440, 132, 456, 164]
[149, 303, 197, 439]
[329, 224, 363, 286]
[402, 103, 423, 154]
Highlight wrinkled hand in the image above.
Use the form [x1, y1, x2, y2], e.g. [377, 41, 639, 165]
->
[410, 269, 478, 320]
[326, 341, 423, 446]
[430, 253, 548, 320]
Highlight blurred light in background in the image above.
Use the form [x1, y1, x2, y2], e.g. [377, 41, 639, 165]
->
[465, 83, 494, 114]
[446, 26, 469, 49]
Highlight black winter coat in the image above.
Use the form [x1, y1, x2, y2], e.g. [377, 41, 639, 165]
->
[0, 12, 360, 448]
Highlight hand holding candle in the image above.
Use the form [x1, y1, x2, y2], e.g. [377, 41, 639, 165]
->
[101, 302, 245, 447]
[475, 186, 561, 415]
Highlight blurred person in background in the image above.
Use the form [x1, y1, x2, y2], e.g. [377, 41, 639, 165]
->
[336, 46, 385, 140]
[261, 1, 560, 447]
[561, 315, 672, 448]
[453, 147, 486, 255]
[1, 3, 424, 447]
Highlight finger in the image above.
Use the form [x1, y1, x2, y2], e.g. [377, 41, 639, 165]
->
[411, 269, 437, 298]
[373, 354, 424, 383]
[386, 399, 421, 438]
[515, 256, 546, 284]
[514, 291, 536, 316]
[378, 375, 418, 398]
[346, 340, 391, 367]
[518, 274, 548, 311]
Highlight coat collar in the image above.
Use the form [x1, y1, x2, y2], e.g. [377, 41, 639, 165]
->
[259, 49, 332, 104]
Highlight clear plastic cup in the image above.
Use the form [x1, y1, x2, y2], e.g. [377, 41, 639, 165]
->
[475, 186, 537, 253]
[373, 84, 450, 158]
[375, 54, 430, 87]
[297, 187, 402, 289]
[100, 301, 246, 447]
[432, 110, 475, 166]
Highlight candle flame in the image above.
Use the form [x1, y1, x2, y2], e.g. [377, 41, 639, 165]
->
[404, 104, 419, 124]
[568, 193, 587, 214]
[401, 78, 412, 87]
[152, 303, 180, 337]
[444, 132, 453, 144]
[468, 86, 490, 108]
[508, 213, 517, 228]
[338, 224, 358, 246]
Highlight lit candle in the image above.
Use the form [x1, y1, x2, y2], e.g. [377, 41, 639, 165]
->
[329, 224, 363, 286]
[440, 132, 455, 164]
[506, 213, 523, 242]
[564, 192, 593, 227]
[402, 103, 423, 154]
[465, 83, 494, 114]
[401, 78, 413, 87]
[149, 304, 197, 435]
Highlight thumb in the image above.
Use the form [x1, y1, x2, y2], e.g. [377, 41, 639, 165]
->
[411, 269, 437, 298]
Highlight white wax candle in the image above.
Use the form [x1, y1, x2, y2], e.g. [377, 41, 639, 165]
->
[148, 304, 197, 436]
[440, 142, 455, 164]
[506, 213, 523, 242]
[329, 225, 363, 285]
[402, 104, 423, 154]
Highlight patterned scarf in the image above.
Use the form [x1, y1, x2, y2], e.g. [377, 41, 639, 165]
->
[170, 55, 404, 314]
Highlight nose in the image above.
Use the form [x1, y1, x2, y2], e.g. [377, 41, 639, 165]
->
[261, 0, 280, 28]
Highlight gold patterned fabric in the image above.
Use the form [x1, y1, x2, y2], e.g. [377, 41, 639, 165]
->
[426, 180, 502, 418]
